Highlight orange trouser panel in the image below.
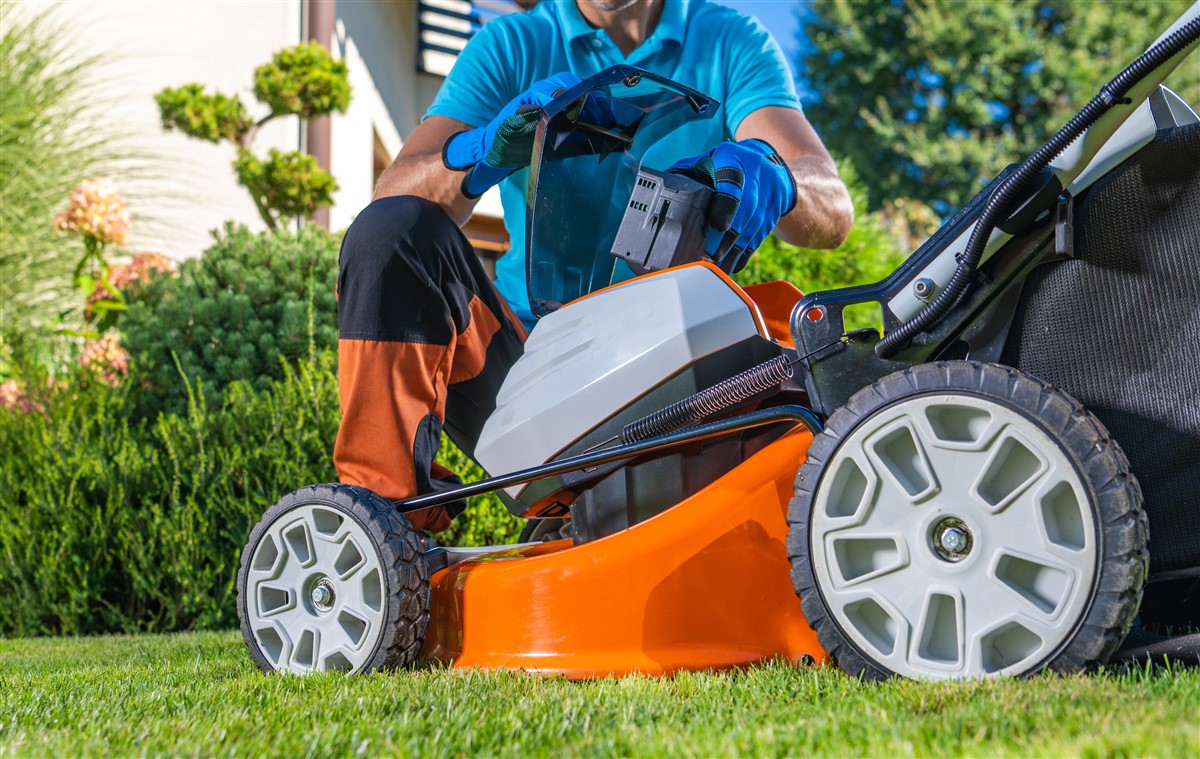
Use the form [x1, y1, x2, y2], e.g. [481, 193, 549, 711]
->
[334, 196, 525, 531]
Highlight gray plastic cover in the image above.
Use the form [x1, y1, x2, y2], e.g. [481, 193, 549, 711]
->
[474, 264, 764, 495]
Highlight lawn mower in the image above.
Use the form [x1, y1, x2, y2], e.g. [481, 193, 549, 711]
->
[236, 7, 1200, 680]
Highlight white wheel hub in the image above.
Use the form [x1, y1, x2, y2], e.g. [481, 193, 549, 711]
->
[244, 504, 387, 673]
[810, 394, 1098, 679]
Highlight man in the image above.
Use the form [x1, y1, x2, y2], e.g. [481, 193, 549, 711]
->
[335, 0, 854, 532]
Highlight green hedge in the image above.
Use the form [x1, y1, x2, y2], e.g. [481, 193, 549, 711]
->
[0, 356, 333, 635]
[0, 353, 519, 637]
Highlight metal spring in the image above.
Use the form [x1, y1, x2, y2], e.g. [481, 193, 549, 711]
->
[621, 355, 794, 444]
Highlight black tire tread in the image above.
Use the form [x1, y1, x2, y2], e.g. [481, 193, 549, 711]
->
[786, 361, 1148, 680]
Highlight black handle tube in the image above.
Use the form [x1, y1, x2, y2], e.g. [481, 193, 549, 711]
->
[393, 405, 823, 513]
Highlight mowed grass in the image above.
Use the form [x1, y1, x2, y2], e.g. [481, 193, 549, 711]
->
[1, 631, 1198, 757]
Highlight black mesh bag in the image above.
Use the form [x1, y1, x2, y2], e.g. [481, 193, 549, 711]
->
[1002, 122, 1200, 576]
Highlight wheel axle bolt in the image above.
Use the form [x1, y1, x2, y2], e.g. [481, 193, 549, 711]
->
[311, 581, 335, 610]
[932, 517, 972, 562]
[940, 527, 968, 553]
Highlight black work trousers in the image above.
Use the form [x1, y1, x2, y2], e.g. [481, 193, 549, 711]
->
[335, 195, 526, 531]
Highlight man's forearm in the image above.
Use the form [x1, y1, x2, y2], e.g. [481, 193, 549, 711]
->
[776, 155, 854, 250]
[736, 106, 854, 251]
[373, 116, 480, 226]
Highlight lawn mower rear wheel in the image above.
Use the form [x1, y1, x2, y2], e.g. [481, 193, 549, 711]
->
[787, 361, 1147, 680]
[237, 483, 430, 674]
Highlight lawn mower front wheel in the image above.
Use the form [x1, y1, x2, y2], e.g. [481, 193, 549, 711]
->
[788, 361, 1147, 680]
[237, 483, 430, 674]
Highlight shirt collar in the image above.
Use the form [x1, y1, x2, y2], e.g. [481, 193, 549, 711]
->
[554, 0, 690, 46]
[655, 0, 688, 44]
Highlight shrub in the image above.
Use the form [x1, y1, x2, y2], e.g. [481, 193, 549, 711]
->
[734, 160, 907, 293]
[433, 437, 523, 548]
[0, 354, 338, 635]
[120, 223, 339, 417]
[0, 351, 523, 636]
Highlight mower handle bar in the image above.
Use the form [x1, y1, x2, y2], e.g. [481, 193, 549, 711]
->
[393, 405, 823, 515]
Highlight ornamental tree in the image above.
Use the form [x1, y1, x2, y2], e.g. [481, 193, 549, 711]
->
[800, 0, 1198, 211]
[156, 42, 351, 229]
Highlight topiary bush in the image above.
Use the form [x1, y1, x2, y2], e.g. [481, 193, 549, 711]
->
[156, 41, 350, 229]
[120, 222, 338, 418]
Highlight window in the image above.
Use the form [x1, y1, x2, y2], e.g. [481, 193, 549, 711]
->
[417, 0, 528, 76]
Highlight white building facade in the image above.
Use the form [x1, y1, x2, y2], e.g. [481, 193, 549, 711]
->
[13, 0, 514, 260]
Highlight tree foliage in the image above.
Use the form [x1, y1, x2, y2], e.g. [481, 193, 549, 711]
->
[801, 0, 1199, 211]
[155, 41, 350, 228]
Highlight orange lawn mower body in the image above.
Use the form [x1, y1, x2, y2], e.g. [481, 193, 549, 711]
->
[417, 278, 826, 678]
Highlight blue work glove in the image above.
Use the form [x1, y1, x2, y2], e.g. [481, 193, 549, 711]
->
[667, 139, 796, 274]
[443, 72, 583, 199]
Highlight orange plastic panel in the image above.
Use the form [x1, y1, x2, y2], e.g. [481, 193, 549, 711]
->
[743, 280, 804, 348]
[419, 426, 826, 678]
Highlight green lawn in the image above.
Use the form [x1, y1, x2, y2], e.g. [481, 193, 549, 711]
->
[1, 631, 1198, 757]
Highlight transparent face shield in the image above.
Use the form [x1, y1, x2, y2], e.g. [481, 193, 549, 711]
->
[525, 66, 719, 318]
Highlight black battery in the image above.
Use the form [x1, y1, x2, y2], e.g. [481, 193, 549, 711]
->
[611, 167, 712, 276]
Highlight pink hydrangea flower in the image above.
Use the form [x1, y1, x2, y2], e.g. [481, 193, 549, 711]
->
[0, 379, 47, 415]
[123, 251, 176, 284]
[79, 335, 131, 387]
[53, 177, 131, 246]
[0, 379, 24, 410]
[86, 251, 176, 316]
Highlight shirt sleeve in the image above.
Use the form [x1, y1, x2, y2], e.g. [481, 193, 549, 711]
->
[720, 13, 803, 137]
[423, 20, 523, 128]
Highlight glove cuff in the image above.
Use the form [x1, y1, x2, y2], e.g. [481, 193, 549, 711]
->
[460, 162, 514, 200]
[444, 127, 516, 200]
[743, 138, 797, 215]
[443, 128, 486, 172]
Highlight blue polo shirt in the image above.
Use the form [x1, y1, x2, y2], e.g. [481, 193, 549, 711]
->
[425, 0, 802, 325]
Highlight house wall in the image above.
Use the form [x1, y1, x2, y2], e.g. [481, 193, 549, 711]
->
[331, 1, 502, 228]
[12, 0, 502, 258]
[13, 0, 305, 260]
[331, 0, 439, 230]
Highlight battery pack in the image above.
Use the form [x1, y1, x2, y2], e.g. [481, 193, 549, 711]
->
[611, 167, 712, 275]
